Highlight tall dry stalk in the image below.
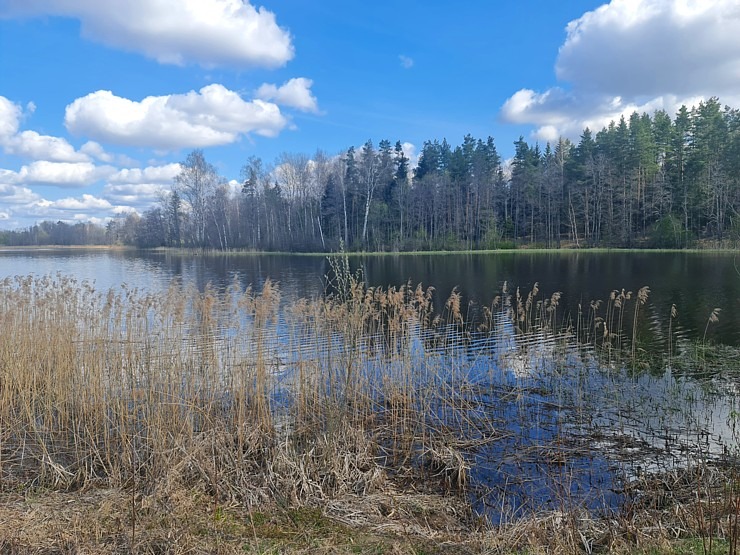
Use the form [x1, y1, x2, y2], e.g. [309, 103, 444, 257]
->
[668, 304, 677, 369]
[631, 286, 650, 362]
[703, 308, 721, 344]
[2, 270, 735, 554]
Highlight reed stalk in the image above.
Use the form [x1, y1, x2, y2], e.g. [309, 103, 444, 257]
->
[0, 272, 737, 553]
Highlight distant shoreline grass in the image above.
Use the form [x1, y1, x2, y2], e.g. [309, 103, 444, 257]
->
[0, 244, 134, 251]
[3, 244, 738, 257]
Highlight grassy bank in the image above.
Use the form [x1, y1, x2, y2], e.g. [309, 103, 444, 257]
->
[0, 485, 736, 554]
[0, 272, 737, 553]
[4, 244, 740, 256]
[141, 245, 740, 257]
[0, 244, 135, 251]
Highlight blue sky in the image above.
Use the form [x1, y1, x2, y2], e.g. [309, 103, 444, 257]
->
[1, 0, 739, 230]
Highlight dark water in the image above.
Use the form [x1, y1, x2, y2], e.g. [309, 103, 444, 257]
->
[2, 248, 739, 345]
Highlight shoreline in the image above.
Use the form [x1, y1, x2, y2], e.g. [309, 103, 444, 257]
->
[0, 465, 736, 554]
[1, 244, 739, 256]
[0, 244, 135, 251]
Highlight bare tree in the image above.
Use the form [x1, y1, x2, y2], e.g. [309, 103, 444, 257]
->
[359, 140, 379, 245]
[174, 150, 219, 248]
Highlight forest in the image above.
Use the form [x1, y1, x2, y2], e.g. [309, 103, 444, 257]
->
[3, 97, 740, 251]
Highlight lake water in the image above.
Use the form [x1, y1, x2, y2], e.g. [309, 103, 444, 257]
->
[2, 248, 739, 345]
[1, 248, 738, 522]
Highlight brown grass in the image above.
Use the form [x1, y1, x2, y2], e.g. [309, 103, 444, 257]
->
[0, 272, 737, 553]
[0, 273, 480, 552]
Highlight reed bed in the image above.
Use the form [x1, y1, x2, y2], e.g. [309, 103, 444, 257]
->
[0, 271, 738, 553]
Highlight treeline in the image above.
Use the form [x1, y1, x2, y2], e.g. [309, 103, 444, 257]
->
[3, 97, 740, 251]
[0, 220, 107, 246]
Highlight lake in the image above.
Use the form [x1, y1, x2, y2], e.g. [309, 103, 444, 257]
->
[2, 248, 739, 345]
[1, 247, 738, 523]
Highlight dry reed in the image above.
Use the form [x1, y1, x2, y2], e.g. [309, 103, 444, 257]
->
[0, 271, 737, 553]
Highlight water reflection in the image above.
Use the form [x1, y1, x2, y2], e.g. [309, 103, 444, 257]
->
[1, 259, 737, 525]
[1, 249, 739, 345]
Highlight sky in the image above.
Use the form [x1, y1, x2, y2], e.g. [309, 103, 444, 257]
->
[1, 0, 740, 230]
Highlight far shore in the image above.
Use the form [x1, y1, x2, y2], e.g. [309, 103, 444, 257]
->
[2, 244, 739, 256]
[0, 244, 135, 251]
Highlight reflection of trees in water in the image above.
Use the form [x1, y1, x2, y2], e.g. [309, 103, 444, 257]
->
[3, 250, 740, 346]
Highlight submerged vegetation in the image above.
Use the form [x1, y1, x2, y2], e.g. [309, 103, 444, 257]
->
[0, 267, 738, 553]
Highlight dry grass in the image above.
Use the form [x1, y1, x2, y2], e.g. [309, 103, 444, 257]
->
[0, 271, 737, 554]
[0, 487, 472, 554]
[0, 273, 478, 552]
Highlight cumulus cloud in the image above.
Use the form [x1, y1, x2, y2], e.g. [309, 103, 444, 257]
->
[501, 88, 580, 126]
[25, 193, 133, 218]
[399, 55, 414, 69]
[226, 179, 242, 195]
[103, 163, 182, 205]
[78, 141, 139, 167]
[0, 168, 17, 183]
[1, 0, 294, 69]
[0, 183, 41, 204]
[103, 183, 169, 205]
[256, 78, 320, 113]
[16, 161, 115, 187]
[108, 163, 182, 185]
[65, 84, 289, 149]
[2, 182, 158, 229]
[0, 187, 123, 229]
[401, 142, 418, 168]
[52, 193, 112, 211]
[79, 140, 114, 162]
[0, 95, 94, 162]
[556, 0, 740, 98]
[500, 0, 740, 141]
[0, 96, 21, 138]
[4, 130, 90, 162]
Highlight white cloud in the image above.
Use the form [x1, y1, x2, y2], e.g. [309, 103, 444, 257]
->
[401, 142, 418, 168]
[256, 78, 320, 113]
[0, 95, 21, 138]
[226, 179, 243, 196]
[0, 183, 41, 204]
[500, 0, 740, 140]
[501, 89, 578, 126]
[79, 141, 139, 167]
[108, 163, 181, 184]
[0, 166, 142, 227]
[1, 0, 294, 69]
[0, 211, 9, 220]
[0, 168, 17, 182]
[103, 183, 169, 205]
[556, 0, 740, 98]
[76, 215, 107, 225]
[112, 205, 138, 215]
[16, 161, 115, 187]
[4, 130, 90, 162]
[0, 95, 93, 162]
[103, 163, 182, 205]
[65, 84, 289, 149]
[399, 55, 414, 69]
[80, 140, 112, 162]
[0, 186, 124, 229]
[52, 194, 112, 211]
[22, 194, 134, 222]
